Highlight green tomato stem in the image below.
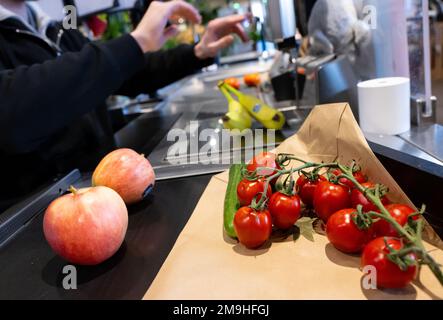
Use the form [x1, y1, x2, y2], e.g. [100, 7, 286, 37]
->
[254, 159, 443, 286]
[257, 162, 317, 208]
[336, 164, 443, 286]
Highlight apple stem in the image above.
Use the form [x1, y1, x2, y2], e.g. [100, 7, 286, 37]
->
[68, 185, 78, 195]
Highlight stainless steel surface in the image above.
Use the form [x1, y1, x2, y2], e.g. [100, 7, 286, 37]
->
[108, 94, 166, 116]
[410, 96, 437, 126]
[365, 132, 443, 178]
[432, 95, 438, 120]
[263, 0, 297, 41]
[296, 54, 335, 74]
[400, 124, 443, 163]
[134, 59, 443, 181]
[149, 103, 306, 181]
[219, 51, 266, 65]
[142, 60, 310, 180]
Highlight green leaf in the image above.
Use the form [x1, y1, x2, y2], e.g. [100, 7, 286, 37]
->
[295, 217, 316, 242]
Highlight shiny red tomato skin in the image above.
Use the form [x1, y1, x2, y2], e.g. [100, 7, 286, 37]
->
[268, 192, 301, 229]
[296, 175, 327, 207]
[237, 178, 272, 207]
[313, 181, 351, 222]
[351, 182, 391, 212]
[233, 207, 272, 249]
[326, 208, 374, 253]
[332, 169, 367, 189]
[361, 237, 417, 288]
[247, 152, 280, 177]
[374, 204, 416, 237]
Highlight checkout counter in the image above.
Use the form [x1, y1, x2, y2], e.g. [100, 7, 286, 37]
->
[1, 0, 443, 299]
[1, 59, 443, 299]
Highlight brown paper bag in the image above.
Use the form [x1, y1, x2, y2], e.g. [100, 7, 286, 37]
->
[144, 103, 443, 300]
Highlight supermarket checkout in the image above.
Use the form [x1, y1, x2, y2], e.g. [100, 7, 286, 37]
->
[0, 0, 250, 210]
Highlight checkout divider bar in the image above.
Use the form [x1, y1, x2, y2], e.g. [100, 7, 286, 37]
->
[0, 169, 82, 247]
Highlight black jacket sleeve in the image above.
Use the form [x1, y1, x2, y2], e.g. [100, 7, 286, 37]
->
[0, 34, 145, 153]
[117, 44, 214, 97]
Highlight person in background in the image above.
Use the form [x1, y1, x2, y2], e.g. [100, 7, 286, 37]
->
[306, 0, 374, 80]
[0, 0, 250, 210]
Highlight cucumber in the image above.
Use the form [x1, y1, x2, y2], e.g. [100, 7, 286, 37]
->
[224, 164, 245, 238]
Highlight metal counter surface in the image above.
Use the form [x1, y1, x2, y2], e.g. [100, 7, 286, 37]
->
[366, 132, 443, 178]
[115, 60, 443, 180]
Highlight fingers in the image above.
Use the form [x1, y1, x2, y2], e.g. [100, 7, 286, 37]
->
[209, 35, 235, 52]
[232, 23, 249, 42]
[194, 13, 254, 58]
[164, 25, 179, 39]
[220, 13, 252, 26]
[209, 14, 250, 43]
[166, 0, 202, 25]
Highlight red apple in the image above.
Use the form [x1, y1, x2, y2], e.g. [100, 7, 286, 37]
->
[43, 186, 128, 265]
[92, 148, 156, 204]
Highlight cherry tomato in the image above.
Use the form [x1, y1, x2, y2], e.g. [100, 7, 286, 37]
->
[247, 152, 281, 178]
[296, 174, 327, 207]
[243, 73, 261, 87]
[224, 77, 241, 90]
[268, 192, 301, 229]
[361, 237, 417, 288]
[326, 208, 374, 253]
[233, 207, 272, 249]
[351, 182, 391, 212]
[374, 204, 417, 237]
[331, 169, 367, 189]
[237, 178, 272, 207]
[313, 181, 351, 222]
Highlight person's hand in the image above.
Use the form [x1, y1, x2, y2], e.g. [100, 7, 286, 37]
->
[131, 0, 202, 53]
[194, 14, 251, 59]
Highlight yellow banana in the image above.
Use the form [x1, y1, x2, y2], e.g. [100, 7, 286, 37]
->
[222, 82, 286, 130]
[218, 82, 252, 132]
